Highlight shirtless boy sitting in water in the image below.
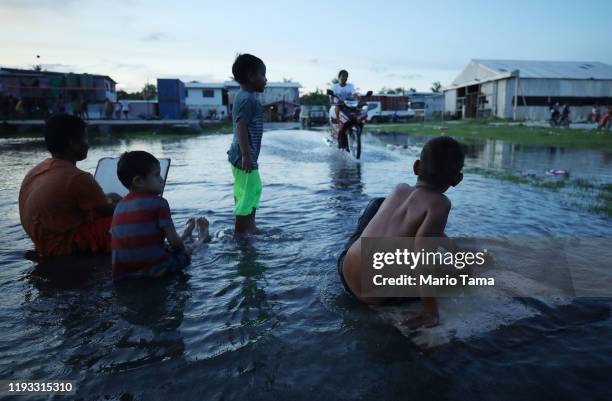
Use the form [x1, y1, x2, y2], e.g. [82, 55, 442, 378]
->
[339, 136, 465, 329]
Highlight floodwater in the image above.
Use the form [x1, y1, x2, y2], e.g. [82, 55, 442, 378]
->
[0, 128, 610, 401]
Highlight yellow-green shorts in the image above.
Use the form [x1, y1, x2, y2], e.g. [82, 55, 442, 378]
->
[231, 165, 262, 216]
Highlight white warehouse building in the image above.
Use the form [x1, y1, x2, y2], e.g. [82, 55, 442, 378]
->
[185, 81, 228, 119]
[443, 59, 612, 121]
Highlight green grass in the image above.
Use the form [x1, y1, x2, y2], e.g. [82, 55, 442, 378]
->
[464, 167, 612, 217]
[368, 121, 612, 150]
[464, 167, 568, 191]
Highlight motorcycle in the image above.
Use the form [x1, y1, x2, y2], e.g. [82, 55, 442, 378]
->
[326, 89, 372, 159]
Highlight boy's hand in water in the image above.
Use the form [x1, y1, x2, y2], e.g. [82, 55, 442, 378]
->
[402, 311, 439, 330]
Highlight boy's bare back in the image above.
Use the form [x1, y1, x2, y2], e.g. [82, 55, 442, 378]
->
[338, 136, 465, 328]
[341, 183, 451, 303]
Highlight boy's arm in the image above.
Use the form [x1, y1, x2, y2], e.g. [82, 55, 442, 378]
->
[157, 198, 186, 254]
[162, 225, 186, 254]
[72, 173, 116, 218]
[405, 199, 451, 329]
[236, 121, 253, 172]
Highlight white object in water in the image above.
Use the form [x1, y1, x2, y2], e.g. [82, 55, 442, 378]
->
[94, 157, 171, 197]
[546, 169, 570, 177]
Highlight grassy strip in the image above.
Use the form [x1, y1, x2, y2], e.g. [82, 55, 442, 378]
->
[368, 121, 612, 150]
[464, 167, 612, 217]
[464, 167, 568, 191]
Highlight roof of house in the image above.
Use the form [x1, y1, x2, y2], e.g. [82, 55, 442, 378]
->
[185, 81, 225, 89]
[474, 59, 612, 80]
[0, 67, 116, 83]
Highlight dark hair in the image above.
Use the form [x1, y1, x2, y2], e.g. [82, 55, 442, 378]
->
[419, 137, 465, 187]
[338, 69, 349, 78]
[117, 151, 160, 189]
[44, 114, 86, 153]
[232, 53, 265, 85]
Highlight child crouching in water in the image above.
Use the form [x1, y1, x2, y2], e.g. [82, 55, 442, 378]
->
[338, 136, 465, 329]
[111, 151, 209, 281]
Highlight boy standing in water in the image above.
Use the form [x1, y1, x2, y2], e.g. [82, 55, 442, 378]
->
[227, 54, 267, 236]
[338, 137, 465, 329]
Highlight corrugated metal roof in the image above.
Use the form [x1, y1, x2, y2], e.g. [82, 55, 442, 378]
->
[474, 59, 612, 80]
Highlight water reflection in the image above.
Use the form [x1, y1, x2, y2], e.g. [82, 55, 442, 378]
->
[328, 156, 363, 194]
[25, 258, 190, 374]
[326, 154, 366, 219]
[111, 277, 189, 371]
[229, 240, 271, 326]
[365, 131, 611, 181]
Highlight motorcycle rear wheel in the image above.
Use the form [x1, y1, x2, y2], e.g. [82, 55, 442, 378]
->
[347, 126, 362, 159]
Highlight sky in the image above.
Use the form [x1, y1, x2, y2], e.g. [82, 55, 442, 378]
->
[1, 0, 611, 93]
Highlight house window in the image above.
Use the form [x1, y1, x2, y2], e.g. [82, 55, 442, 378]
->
[203, 89, 214, 98]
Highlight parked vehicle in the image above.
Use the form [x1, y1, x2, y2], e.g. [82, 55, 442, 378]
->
[365, 100, 415, 122]
[363, 94, 414, 122]
[300, 105, 329, 128]
[327, 89, 372, 159]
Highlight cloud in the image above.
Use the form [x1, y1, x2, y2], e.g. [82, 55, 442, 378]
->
[111, 62, 148, 71]
[369, 65, 388, 73]
[141, 32, 168, 42]
[386, 72, 423, 80]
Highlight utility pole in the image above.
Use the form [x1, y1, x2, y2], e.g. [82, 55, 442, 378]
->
[512, 69, 520, 121]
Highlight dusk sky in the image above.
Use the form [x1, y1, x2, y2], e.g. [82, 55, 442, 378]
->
[2, 0, 611, 93]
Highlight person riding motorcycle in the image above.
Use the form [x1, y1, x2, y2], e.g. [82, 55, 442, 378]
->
[329, 69, 357, 117]
[329, 69, 357, 144]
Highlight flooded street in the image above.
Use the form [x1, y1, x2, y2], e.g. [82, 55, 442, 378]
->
[0, 129, 610, 401]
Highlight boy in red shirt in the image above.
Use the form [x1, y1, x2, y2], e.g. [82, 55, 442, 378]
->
[111, 151, 209, 280]
[19, 114, 118, 258]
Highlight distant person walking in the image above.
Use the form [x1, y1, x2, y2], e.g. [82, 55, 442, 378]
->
[591, 105, 600, 124]
[80, 99, 89, 120]
[104, 99, 114, 120]
[599, 106, 611, 130]
[15, 98, 26, 119]
[115, 101, 123, 119]
[121, 101, 129, 120]
[561, 104, 571, 125]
